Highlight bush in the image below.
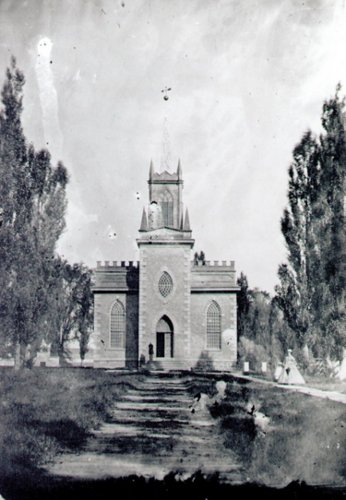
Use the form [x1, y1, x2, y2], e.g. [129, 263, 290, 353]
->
[238, 337, 268, 372]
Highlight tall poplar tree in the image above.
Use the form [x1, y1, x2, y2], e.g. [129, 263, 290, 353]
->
[236, 272, 251, 340]
[276, 87, 346, 362]
[0, 58, 68, 368]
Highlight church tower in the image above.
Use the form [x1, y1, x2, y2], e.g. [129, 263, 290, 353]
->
[92, 158, 238, 371]
[137, 161, 194, 369]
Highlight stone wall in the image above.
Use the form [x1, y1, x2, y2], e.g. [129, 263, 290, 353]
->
[93, 291, 138, 369]
[138, 244, 191, 364]
[191, 261, 237, 289]
[190, 292, 237, 371]
[92, 255, 238, 370]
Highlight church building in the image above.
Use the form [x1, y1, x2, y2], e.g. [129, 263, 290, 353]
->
[92, 161, 239, 371]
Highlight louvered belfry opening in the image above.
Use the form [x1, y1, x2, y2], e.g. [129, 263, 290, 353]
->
[161, 200, 174, 227]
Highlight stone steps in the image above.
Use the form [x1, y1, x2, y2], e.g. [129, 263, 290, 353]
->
[49, 374, 245, 483]
[122, 394, 192, 404]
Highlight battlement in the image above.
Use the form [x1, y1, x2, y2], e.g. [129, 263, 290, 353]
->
[96, 260, 139, 269]
[192, 260, 235, 269]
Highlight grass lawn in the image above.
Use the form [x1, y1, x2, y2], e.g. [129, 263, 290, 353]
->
[0, 369, 345, 497]
[178, 372, 346, 487]
[0, 367, 142, 480]
[303, 375, 346, 394]
[209, 378, 346, 487]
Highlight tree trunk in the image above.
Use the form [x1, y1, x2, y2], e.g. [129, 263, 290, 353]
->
[14, 341, 21, 370]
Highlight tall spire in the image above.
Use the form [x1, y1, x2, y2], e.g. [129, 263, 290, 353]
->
[139, 208, 148, 231]
[183, 208, 190, 231]
[149, 159, 154, 180]
[160, 117, 171, 172]
[177, 159, 182, 179]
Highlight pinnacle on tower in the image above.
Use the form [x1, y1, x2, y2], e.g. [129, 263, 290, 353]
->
[183, 208, 190, 231]
[140, 208, 148, 231]
[149, 160, 154, 180]
[177, 159, 182, 179]
[180, 212, 184, 230]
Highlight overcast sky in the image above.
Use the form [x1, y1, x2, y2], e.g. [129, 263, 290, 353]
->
[0, 0, 346, 293]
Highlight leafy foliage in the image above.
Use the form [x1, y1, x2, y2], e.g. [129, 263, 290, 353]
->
[0, 58, 93, 367]
[0, 58, 69, 366]
[48, 257, 93, 361]
[276, 87, 346, 361]
[236, 273, 292, 369]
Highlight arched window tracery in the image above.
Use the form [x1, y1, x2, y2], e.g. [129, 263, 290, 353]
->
[110, 301, 125, 348]
[206, 301, 221, 349]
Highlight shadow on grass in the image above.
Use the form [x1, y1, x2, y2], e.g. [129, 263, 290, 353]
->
[0, 470, 345, 500]
[100, 434, 177, 455]
[0, 367, 144, 481]
[31, 419, 90, 449]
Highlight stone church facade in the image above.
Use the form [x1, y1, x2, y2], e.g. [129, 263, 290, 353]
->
[92, 162, 239, 371]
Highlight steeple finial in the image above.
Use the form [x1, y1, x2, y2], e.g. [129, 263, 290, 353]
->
[177, 159, 182, 179]
[183, 208, 190, 231]
[140, 208, 148, 231]
[149, 160, 154, 180]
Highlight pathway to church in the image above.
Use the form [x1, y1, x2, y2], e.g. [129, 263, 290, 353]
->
[48, 374, 245, 483]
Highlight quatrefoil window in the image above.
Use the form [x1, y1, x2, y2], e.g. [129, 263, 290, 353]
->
[158, 272, 173, 297]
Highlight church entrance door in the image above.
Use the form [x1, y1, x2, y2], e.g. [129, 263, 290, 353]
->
[156, 316, 173, 358]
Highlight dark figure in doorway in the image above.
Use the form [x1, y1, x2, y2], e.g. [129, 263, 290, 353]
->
[148, 343, 154, 361]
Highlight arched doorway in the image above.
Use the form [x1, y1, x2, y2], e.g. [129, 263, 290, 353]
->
[156, 316, 174, 358]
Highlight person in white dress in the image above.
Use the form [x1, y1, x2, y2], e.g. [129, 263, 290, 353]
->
[277, 349, 305, 385]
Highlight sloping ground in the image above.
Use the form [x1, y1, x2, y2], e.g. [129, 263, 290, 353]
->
[45, 372, 346, 489]
[211, 376, 346, 487]
[48, 374, 245, 483]
[2, 371, 346, 498]
[232, 373, 346, 404]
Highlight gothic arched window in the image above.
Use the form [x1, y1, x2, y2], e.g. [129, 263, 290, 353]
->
[206, 301, 221, 349]
[159, 191, 173, 227]
[110, 301, 125, 348]
[158, 271, 173, 298]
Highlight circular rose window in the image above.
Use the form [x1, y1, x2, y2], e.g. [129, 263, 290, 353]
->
[158, 271, 173, 297]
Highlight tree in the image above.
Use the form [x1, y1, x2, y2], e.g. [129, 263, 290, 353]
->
[47, 257, 93, 363]
[236, 272, 251, 341]
[276, 87, 346, 362]
[237, 273, 272, 346]
[0, 58, 68, 368]
[268, 297, 296, 365]
[237, 271, 300, 371]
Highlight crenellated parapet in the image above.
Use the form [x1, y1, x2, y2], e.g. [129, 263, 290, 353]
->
[93, 261, 139, 292]
[191, 259, 239, 290]
[96, 260, 140, 269]
[192, 260, 235, 269]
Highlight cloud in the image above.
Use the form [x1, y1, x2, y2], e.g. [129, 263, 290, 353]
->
[35, 36, 63, 162]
